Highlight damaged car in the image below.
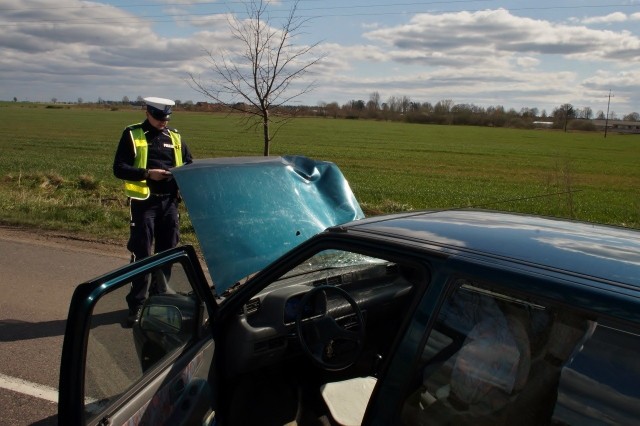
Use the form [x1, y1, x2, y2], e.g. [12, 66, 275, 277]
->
[59, 155, 640, 425]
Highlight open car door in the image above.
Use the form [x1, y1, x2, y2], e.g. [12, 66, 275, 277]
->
[58, 246, 218, 426]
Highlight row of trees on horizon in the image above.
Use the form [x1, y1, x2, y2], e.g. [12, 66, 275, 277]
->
[14, 93, 640, 132]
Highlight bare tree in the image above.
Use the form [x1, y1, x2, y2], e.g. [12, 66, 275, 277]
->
[325, 102, 339, 119]
[401, 96, 411, 114]
[434, 99, 453, 115]
[387, 96, 400, 113]
[553, 104, 575, 131]
[367, 91, 381, 111]
[189, 0, 325, 156]
[623, 112, 639, 121]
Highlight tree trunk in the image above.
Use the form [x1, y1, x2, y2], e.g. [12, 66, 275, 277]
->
[262, 109, 270, 156]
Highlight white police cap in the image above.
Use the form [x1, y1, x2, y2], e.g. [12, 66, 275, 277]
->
[144, 97, 175, 120]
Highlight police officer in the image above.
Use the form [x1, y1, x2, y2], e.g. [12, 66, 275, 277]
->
[113, 97, 193, 325]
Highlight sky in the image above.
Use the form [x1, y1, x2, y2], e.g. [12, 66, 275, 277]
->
[1, 0, 639, 117]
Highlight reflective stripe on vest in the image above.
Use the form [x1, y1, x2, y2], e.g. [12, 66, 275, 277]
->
[123, 124, 184, 200]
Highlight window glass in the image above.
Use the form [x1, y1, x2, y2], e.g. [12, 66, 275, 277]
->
[281, 250, 389, 280]
[552, 324, 640, 424]
[84, 260, 199, 422]
[401, 278, 640, 425]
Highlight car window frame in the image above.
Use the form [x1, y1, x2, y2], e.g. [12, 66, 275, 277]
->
[58, 245, 215, 425]
[375, 252, 640, 425]
[223, 233, 438, 423]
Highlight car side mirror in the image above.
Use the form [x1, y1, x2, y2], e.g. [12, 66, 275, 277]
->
[140, 305, 183, 334]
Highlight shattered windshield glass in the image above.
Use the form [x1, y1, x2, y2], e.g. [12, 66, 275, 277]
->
[283, 250, 388, 279]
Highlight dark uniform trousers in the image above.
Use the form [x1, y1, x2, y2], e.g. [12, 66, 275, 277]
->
[126, 194, 179, 312]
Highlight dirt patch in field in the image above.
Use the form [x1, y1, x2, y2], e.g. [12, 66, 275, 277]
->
[0, 224, 129, 259]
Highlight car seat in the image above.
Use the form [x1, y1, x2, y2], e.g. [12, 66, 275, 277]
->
[411, 313, 531, 425]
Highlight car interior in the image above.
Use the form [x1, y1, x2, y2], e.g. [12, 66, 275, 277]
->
[401, 280, 597, 426]
[212, 249, 429, 425]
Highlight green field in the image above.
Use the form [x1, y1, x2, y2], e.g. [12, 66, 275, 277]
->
[1, 102, 639, 245]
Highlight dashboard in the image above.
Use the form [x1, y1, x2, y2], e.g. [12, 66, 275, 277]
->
[283, 294, 314, 324]
[221, 261, 418, 375]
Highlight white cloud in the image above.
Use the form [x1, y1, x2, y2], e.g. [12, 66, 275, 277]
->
[582, 12, 628, 24]
[0, 2, 638, 114]
[364, 9, 640, 64]
[516, 56, 540, 68]
[339, 7, 640, 112]
[187, 13, 235, 28]
[582, 70, 640, 108]
[309, 64, 581, 110]
[0, 0, 235, 101]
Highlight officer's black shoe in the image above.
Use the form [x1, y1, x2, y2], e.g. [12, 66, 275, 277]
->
[125, 307, 142, 327]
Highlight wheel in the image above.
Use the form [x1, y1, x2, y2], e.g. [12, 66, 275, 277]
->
[295, 285, 365, 371]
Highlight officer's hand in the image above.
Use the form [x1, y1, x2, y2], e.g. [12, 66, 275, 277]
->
[147, 169, 172, 181]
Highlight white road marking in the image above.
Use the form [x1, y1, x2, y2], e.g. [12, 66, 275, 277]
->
[0, 373, 58, 403]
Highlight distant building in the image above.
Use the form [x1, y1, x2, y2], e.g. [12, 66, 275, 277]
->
[592, 120, 640, 134]
[533, 121, 554, 128]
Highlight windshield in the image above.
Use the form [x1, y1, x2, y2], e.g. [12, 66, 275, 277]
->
[283, 250, 388, 279]
[222, 250, 388, 297]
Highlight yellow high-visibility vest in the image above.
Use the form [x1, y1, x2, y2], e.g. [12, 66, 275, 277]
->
[123, 124, 183, 200]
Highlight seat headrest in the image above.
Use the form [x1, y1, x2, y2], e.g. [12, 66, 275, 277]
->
[450, 315, 531, 410]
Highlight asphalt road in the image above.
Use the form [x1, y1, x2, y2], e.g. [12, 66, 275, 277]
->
[0, 227, 129, 426]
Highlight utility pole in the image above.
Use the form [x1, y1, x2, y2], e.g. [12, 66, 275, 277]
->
[604, 89, 612, 138]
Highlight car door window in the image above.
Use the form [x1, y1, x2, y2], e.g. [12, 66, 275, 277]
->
[553, 323, 640, 424]
[84, 260, 200, 422]
[400, 278, 638, 425]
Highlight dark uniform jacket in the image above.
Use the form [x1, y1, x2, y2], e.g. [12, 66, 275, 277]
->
[113, 120, 193, 196]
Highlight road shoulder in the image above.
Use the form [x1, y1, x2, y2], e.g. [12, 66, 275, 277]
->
[0, 225, 128, 259]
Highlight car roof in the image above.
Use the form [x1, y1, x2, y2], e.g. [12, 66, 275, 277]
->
[333, 209, 640, 288]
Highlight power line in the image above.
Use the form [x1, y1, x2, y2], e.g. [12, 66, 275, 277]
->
[0, 0, 489, 12]
[0, 0, 494, 23]
[0, 1, 638, 27]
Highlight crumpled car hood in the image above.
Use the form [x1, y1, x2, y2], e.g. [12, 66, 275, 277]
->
[172, 156, 364, 293]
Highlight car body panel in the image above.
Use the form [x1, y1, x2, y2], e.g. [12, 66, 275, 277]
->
[172, 155, 364, 293]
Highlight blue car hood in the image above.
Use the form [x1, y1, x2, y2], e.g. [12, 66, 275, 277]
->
[171, 156, 364, 293]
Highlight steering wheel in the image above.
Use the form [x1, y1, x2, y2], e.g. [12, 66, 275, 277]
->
[295, 285, 365, 371]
